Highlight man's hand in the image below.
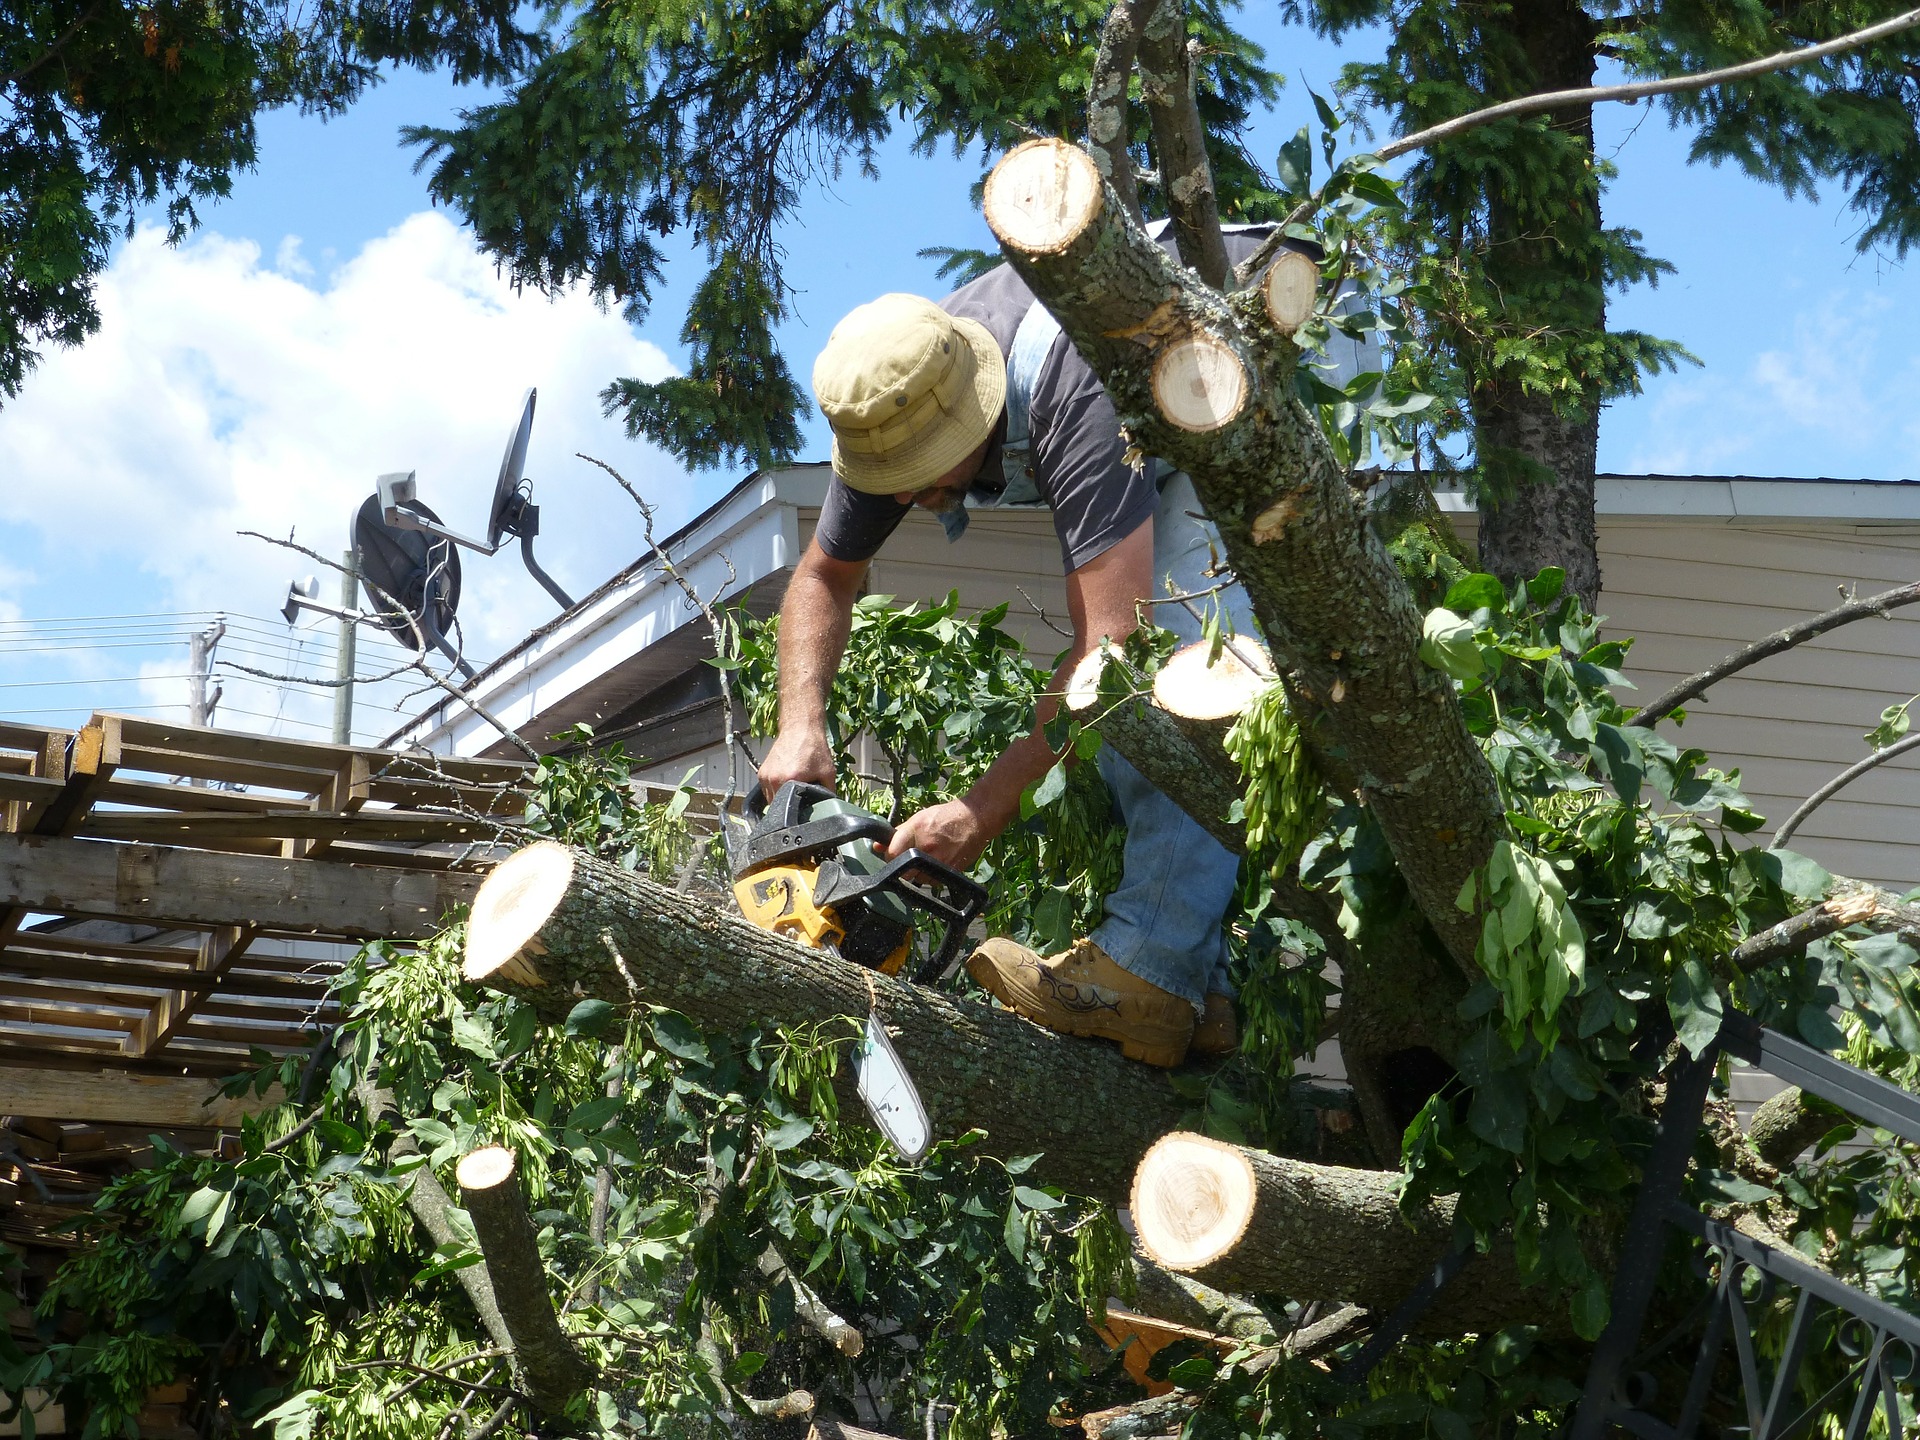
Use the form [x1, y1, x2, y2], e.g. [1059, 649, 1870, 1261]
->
[886, 798, 991, 871]
[758, 727, 835, 800]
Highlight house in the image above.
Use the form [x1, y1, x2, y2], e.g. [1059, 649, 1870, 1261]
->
[391, 464, 1920, 896]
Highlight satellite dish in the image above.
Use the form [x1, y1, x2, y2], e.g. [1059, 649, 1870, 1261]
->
[375, 388, 575, 612]
[353, 491, 472, 678]
[281, 575, 320, 626]
[487, 389, 537, 549]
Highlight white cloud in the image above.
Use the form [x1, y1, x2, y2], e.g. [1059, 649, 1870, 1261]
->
[1613, 292, 1920, 479]
[0, 212, 717, 741]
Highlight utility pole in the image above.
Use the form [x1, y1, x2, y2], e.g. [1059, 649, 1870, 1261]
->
[332, 549, 358, 745]
[188, 618, 226, 728]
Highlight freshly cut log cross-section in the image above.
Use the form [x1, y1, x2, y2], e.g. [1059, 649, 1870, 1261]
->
[1130, 1132, 1546, 1332]
[463, 841, 1189, 1202]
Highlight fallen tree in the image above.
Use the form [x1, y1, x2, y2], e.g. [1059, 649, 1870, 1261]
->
[461, 839, 1189, 1203]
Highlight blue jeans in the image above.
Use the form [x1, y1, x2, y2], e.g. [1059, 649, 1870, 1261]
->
[1085, 473, 1248, 1010]
[1089, 748, 1240, 1009]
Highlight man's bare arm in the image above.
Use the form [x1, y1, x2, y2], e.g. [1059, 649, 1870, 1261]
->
[887, 520, 1154, 867]
[759, 538, 870, 797]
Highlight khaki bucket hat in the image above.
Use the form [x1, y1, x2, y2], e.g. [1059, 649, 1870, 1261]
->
[812, 294, 1006, 496]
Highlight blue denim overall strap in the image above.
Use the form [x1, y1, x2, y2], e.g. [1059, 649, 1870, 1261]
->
[937, 301, 1059, 543]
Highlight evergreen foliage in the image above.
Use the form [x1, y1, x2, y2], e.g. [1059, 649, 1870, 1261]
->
[0, 0, 539, 399]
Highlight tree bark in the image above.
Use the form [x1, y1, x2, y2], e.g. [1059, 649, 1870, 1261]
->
[1745, 1087, 1846, 1169]
[984, 138, 1503, 975]
[1128, 1253, 1278, 1343]
[454, 1146, 598, 1413]
[1134, 0, 1228, 288]
[461, 842, 1188, 1203]
[1465, 0, 1605, 609]
[1130, 1132, 1551, 1332]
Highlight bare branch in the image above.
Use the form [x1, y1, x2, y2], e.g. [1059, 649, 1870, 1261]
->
[580, 453, 745, 805]
[1632, 578, 1920, 728]
[1376, 7, 1920, 165]
[1135, 0, 1229, 287]
[1772, 730, 1920, 851]
[1234, 7, 1920, 288]
[1087, 2, 1145, 224]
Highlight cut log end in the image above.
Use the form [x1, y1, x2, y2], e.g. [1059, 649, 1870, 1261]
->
[1131, 1132, 1257, 1273]
[1065, 648, 1120, 717]
[456, 1144, 518, 1193]
[985, 139, 1105, 257]
[1261, 249, 1319, 333]
[465, 840, 575, 987]
[1151, 336, 1247, 434]
[1151, 640, 1272, 722]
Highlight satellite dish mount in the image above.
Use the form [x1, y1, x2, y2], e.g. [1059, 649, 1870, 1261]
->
[376, 389, 575, 610]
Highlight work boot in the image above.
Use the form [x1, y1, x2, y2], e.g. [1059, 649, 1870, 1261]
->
[965, 937, 1195, 1067]
[1190, 993, 1239, 1058]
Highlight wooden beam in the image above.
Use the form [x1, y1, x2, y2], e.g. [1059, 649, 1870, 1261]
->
[0, 1062, 279, 1126]
[290, 754, 371, 860]
[0, 718, 121, 948]
[82, 809, 513, 844]
[0, 834, 479, 939]
[106, 715, 525, 786]
[126, 923, 257, 1058]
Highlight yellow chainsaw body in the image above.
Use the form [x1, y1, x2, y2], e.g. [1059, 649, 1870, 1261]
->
[731, 865, 911, 976]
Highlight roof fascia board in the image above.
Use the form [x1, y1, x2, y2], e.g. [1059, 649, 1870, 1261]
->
[1433, 475, 1919, 521]
[393, 471, 802, 756]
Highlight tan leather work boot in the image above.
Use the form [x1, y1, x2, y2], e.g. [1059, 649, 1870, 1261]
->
[965, 937, 1196, 1067]
[1190, 993, 1239, 1058]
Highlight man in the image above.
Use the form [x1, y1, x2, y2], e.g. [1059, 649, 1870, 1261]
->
[758, 249, 1263, 1068]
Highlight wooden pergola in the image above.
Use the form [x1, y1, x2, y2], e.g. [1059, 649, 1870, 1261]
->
[0, 713, 533, 1125]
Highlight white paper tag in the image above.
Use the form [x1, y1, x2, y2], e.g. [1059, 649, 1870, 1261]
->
[853, 1011, 932, 1163]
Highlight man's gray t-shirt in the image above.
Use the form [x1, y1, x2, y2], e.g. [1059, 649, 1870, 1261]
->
[812, 263, 1154, 575]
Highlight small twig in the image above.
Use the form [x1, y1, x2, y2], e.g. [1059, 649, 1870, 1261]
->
[1280, 1302, 1371, 1362]
[757, 1243, 864, 1356]
[1633, 578, 1920, 727]
[0, 1136, 56, 1203]
[580, 454, 744, 810]
[1772, 730, 1920, 850]
[339, 1354, 514, 1399]
[432, 1365, 503, 1440]
[574, 1048, 624, 1314]
[263, 1108, 324, 1154]
[466, 1396, 519, 1440]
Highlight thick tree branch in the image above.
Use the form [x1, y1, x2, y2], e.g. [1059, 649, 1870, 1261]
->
[1087, 2, 1146, 224]
[986, 139, 1503, 971]
[354, 1079, 514, 1358]
[1633, 578, 1920, 728]
[1772, 730, 1920, 850]
[1129, 1132, 1551, 1331]
[1746, 1087, 1847, 1169]
[454, 1147, 598, 1413]
[1731, 888, 1886, 971]
[462, 843, 1190, 1202]
[1134, 0, 1229, 287]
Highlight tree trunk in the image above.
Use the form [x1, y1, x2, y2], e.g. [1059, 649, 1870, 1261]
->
[1468, 0, 1606, 608]
[983, 138, 1503, 974]
[1130, 1132, 1552, 1332]
[461, 842, 1188, 1202]
[455, 1146, 598, 1413]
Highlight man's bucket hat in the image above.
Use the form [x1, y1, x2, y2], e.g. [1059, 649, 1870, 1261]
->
[812, 294, 1006, 496]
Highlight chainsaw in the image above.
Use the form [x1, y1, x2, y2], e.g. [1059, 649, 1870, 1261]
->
[729, 781, 988, 985]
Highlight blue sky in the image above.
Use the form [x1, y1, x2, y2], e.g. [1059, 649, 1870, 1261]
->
[2, 9, 1917, 741]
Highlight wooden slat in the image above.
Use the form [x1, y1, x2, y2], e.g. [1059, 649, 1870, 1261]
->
[0, 835, 479, 939]
[32, 716, 121, 838]
[127, 924, 256, 1057]
[0, 949, 322, 996]
[115, 741, 335, 794]
[95, 776, 295, 813]
[0, 1063, 279, 1125]
[0, 774, 67, 805]
[106, 715, 525, 786]
[81, 810, 517, 843]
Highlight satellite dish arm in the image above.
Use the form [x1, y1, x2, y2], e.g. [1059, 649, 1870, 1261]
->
[380, 473, 500, 554]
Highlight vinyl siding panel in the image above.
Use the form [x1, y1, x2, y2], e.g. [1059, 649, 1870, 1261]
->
[1457, 514, 1920, 892]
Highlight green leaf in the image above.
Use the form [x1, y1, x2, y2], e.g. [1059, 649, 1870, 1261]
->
[1701, 1169, 1775, 1205]
[1747, 848, 1833, 905]
[1570, 1279, 1609, 1341]
[1668, 957, 1725, 1058]
[1442, 573, 1506, 614]
[1012, 1185, 1063, 1211]
[1467, 1073, 1527, 1153]
[567, 1096, 622, 1132]
[565, 998, 617, 1039]
[450, 1013, 498, 1061]
[650, 1013, 710, 1064]
[1002, 1202, 1026, 1264]
[1419, 609, 1486, 682]
[1526, 568, 1567, 605]
[1592, 724, 1646, 803]
[179, 1186, 223, 1229]
[1276, 126, 1312, 193]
